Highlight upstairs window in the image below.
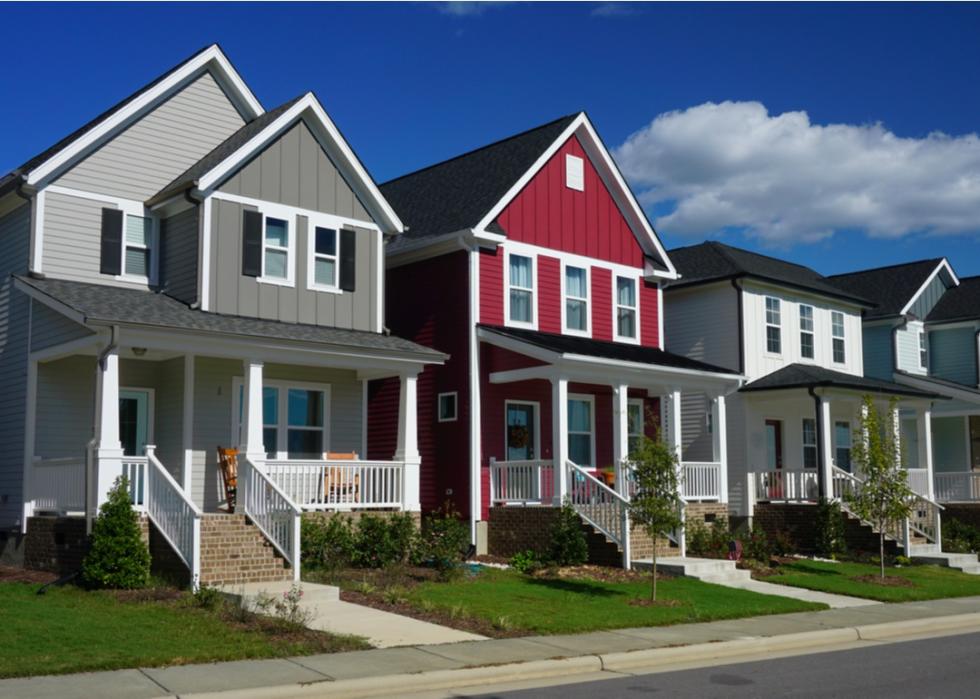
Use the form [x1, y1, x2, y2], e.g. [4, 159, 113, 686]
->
[508, 253, 535, 325]
[125, 215, 153, 278]
[565, 154, 584, 191]
[802, 418, 818, 469]
[615, 276, 638, 341]
[799, 304, 814, 359]
[831, 311, 846, 364]
[263, 217, 290, 281]
[99, 207, 157, 282]
[919, 331, 928, 369]
[765, 297, 781, 353]
[312, 226, 338, 289]
[564, 265, 589, 334]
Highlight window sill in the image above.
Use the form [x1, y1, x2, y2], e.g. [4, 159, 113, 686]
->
[613, 334, 641, 345]
[306, 283, 343, 295]
[114, 274, 154, 285]
[563, 327, 592, 338]
[505, 319, 538, 331]
[256, 276, 295, 288]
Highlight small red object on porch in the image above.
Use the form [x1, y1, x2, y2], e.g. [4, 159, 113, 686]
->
[217, 447, 239, 513]
[727, 539, 743, 561]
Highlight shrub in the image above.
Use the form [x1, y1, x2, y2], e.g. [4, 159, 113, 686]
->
[548, 503, 588, 566]
[944, 519, 980, 554]
[353, 514, 416, 569]
[770, 528, 796, 557]
[193, 583, 224, 610]
[81, 476, 150, 589]
[417, 502, 469, 581]
[509, 550, 541, 574]
[687, 521, 730, 559]
[743, 523, 772, 563]
[813, 498, 847, 558]
[301, 515, 356, 570]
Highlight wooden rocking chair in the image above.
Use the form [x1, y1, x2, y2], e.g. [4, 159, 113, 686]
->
[324, 451, 359, 504]
[217, 447, 239, 513]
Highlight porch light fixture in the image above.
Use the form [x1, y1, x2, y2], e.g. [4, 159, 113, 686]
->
[131, 347, 147, 357]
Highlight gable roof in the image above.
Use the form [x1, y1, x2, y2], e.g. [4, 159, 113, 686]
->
[825, 258, 954, 320]
[740, 363, 941, 399]
[926, 275, 980, 323]
[0, 44, 262, 197]
[665, 241, 872, 306]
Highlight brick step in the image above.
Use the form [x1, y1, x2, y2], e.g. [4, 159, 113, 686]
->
[195, 514, 292, 587]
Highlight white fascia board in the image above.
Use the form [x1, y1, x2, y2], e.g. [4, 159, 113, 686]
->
[386, 229, 503, 269]
[475, 327, 562, 364]
[900, 258, 961, 316]
[560, 352, 744, 385]
[26, 45, 263, 186]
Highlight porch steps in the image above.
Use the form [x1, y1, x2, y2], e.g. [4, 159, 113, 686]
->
[577, 517, 676, 567]
[907, 545, 980, 575]
[632, 557, 752, 585]
[198, 514, 293, 587]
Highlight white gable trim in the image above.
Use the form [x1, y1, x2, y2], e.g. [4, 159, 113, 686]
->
[900, 258, 960, 317]
[25, 45, 263, 187]
[196, 93, 404, 235]
[472, 113, 678, 280]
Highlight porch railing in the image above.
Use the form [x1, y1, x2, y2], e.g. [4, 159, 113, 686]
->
[264, 459, 405, 510]
[489, 458, 555, 504]
[751, 469, 820, 502]
[30, 456, 86, 513]
[906, 468, 930, 497]
[120, 457, 148, 511]
[565, 460, 631, 566]
[145, 446, 201, 585]
[240, 457, 302, 581]
[680, 461, 721, 500]
[934, 472, 980, 502]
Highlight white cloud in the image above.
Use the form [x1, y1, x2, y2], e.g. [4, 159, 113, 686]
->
[436, 1, 508, 17]
[591, 3, 640, 17]
[614, 101, 980, 244]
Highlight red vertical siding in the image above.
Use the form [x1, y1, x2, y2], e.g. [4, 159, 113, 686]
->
[495, 135, 645, 267]
[591, 267, 612, 341]
[537, 255, 561, 334]
[640, 280, 660, 348]
[480, 247, 503, 327]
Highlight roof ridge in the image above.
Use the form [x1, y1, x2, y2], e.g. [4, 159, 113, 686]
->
[825, 257, 944, 279]
[380, 112, 582, 187]
[708, 240, 824, 276]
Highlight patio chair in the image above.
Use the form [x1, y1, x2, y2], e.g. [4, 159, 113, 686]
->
[217, 447, 238, 512]
[324, 451, 359, 504]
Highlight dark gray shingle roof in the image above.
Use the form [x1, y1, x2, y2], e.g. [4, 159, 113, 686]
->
[665, 242, 872, 306]
[740, 364, 941, 399]
[380, 114, 579, 253]
[16, 276, 444, 361]
[926, 276, 980, 323]
[825, 259, 945, 320]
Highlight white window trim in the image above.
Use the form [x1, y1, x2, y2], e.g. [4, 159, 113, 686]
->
[437, 391, 458, 423]
[919, 330, 928, 370]
[119, 385, 156, 450]
[231, 377, 332, 459]
[565, 153, 584, 191]
[500, 240, 646, 281]
[504, 249, 537, 330]
[802, 417, 818, 469]
[504, 399, 541, 460]
[799, 304, 815, 362]
[831, 310, 846, 365]
[561, 261, 591, 337]
[613, 274, 641, 344]
[765, 296, 782, 356]
[567, 393, 597, 469]
[627, 397, 645, 451]
[255, 203, 296, 287]
[305, 214, 346, 294]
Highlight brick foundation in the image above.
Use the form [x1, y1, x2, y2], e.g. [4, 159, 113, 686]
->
[942, 504, 980, 530]
[753, 503, 899, 556]
[301, 510, 422, 528]
[686, 502, 730, 527]
[24, 517, 89, 574]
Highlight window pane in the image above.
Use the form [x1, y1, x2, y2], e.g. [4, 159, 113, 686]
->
[125, 247, 148, 277]
[801, 332, 814, 359]
[566, 266, 586, 297]
[568, 399, 592, 432]
[262, 387, 278, 425]
[566, 299, 587, 330]
[315, 227, 337, 256]
[569, 434, 592, 467]
[618, 308, 636, 338]
[287, 429, 323, 459]
[766, 297, 780, 324]
[617, 277, 636, 306]
[263, 428, 277, 458]
[833, 338, 845, 363]
[439, 394, 456, 420]
[627, 403, 642, 437]
[265, 217, 288, 247]
[315, 258, 336, 286]
[799, 305, 813, 332]
[509, 255, 532, 288]
[767, 326, 781, 353]
[288, 389, 324, 428]
[510, 289, 532, 322]
[265, 249, 288, 279]
[126, 215, 151, 246]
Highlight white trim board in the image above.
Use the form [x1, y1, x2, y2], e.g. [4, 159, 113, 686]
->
[900, 258, 961, 316]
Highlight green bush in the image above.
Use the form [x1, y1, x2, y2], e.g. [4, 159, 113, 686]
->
[770, 528, 796, 557]
[814, 498, 847, 558]
[353, 513, 416, 569]
[81, 476, 150, 589]
[944, 519, 980, 554]
[687, 521, 730, 559]
[743, 524, 772, 563]
[509, 550, 541, 574]
[418, 502, 470, 580]
[548, 503, 588, 566]
[301, 515, 356, 570]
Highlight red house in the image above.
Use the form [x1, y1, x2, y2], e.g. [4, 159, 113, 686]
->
[374, 113, 741, 564]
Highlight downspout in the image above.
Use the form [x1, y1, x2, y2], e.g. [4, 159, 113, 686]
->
[16, 180, 46, 280]
[87, 325, 119, 533]
[808, 386, 825, 500]
[730, 278, 745, 374]
[974, 329, 980, 389]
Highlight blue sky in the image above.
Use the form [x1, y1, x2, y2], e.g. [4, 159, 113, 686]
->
[2, 2, 979, 276]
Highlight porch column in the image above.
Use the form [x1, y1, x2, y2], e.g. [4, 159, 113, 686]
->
[665, 389, 682, 464]
[711, 394, 729, 504]
[611, 383, 629, 496]
[917, 404, 935, 500]
[21, 358, 38, 533]
[240, 360, 265, 462]
[819, 397, 834, 499]
[94, 347, 123, 512]
[394, 372, 421, 512]
[552, 374, 569, 504]
[182, 354, 195, 494]
[891, 403, 902, 470]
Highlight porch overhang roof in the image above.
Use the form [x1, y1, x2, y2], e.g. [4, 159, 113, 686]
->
[740, 363, 944, 400]
[14, 275, 447, 370]
[893, 371, 980, 406]
[478, 325, 743, 393]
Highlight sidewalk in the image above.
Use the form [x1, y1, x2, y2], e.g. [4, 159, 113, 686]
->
[6, 596, 980, 699]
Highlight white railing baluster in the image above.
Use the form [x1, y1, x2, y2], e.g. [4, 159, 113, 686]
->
[934, 472, 980, 503]
[748, 469, 821, 503]
[30, 457, 86, 513]
[679, 462, 722, 500]
[565, 460, 630, 558]
[263, 459, 407, 510]
[241, 457, 302, 579]
[488, 459, 556, 504]
[144, 446, 202, 587]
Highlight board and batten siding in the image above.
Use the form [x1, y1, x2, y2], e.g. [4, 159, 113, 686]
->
[30, 300, 93, 352]
[862, 324, 894, 380]
[908, 273, 949, 321]
[161, 206, 199, 305]
[930, 326, 979, 387]
[208, 198, 379, 330]
[0, 203, 31, 527]
[895, 321, 927, 376]
[53, 71, 246, 201]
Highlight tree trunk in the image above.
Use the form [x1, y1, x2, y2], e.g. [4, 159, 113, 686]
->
[879, 532, 885, 580]
[651, 551, 657, 602]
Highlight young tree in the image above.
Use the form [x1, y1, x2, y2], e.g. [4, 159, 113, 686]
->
[846, 396, 914, 580]
[81, 476, 151, 589]
[627, 435, 683, 601]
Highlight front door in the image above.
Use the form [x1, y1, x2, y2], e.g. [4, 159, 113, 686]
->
[506, 402, 537, 460]
[119, 389, 151, 457]
[765, 419, 783, 470]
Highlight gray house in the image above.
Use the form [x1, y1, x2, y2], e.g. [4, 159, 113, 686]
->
[0, 45, 443, 585]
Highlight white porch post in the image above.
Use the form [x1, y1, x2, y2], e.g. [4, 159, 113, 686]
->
[917, 404, 935, 500]
[240, 360, 265, 462]
[712, 394, 729, 504]
[666, 389, 682, 464]
[394, 372, 421, 512]
[552, 374, 569, 504]
[612, 383, 629, 497]
[892, 403, 902, 469]
[21, 358, 38, 533]
[182, 354, 195, 494]
[94, 347, 123, 512]
[819, 397, 834, 499]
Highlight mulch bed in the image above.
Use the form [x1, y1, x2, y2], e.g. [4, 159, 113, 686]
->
[851, 574, 918, 588]
[545, 564, 669, 583]
[0, 565, 58, 584]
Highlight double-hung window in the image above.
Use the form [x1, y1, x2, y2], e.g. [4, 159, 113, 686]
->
[235, 380, 328, 459]
[802, 418, 818, 469]
[124, 215, 153, 278]
[615, 276, 638, 341]
[765, 297, 782, 353]
[263, 216, 291, 281]
[508, 253, 534, 326]
[799, 304, 814, 359]
[100, 205, 157, 282]
[567, 396, 595, 467]
[311, 226, 339, 289]
[627, 399, 645, 455]
[831, 311, 846, 364]
[564, 265, 589, 334]
[919, 331, 928, 370]
[835, 421, 852, 472]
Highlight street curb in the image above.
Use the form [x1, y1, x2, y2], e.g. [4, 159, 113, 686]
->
[182, 613, 980, 699]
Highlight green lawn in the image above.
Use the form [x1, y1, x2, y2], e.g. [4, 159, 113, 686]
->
[763, 560, 980, 602]
[402, 568, 825, 635]
[0, 583, 368, 679]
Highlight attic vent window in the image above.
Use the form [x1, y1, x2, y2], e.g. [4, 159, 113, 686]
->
[565, 154, 584, 191]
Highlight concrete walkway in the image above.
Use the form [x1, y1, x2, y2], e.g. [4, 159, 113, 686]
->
[718, 576, 880, 608]
[6, 596, 980, 699]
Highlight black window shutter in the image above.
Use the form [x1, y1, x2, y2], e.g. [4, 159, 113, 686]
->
[339, 229, 356, 292]
[242, 210, 263, 277]
[99, 208, 123, 276]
